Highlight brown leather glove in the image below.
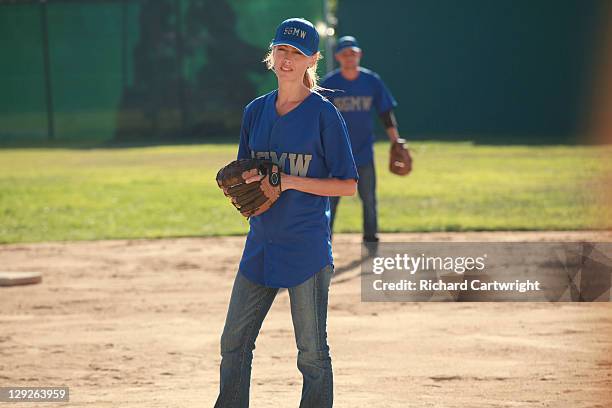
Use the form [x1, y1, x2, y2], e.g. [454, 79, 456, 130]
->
[389, 138, 413, 176]
[216, 158, 282, 217]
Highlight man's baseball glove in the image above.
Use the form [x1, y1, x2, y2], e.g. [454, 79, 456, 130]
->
[389, 138, 412, 176]
[216, 158, 282, 217]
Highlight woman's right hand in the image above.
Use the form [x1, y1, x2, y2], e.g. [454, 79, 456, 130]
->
[245, 174, 265, 184]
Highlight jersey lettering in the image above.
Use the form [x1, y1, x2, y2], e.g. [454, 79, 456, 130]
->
[332, 96, 373, 112]
[269, 152, 288, 171]
[253, 151, 270, 160]
[251, 151, 312, 176]
[288, 153, 312, 176]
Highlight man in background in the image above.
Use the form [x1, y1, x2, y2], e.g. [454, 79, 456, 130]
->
[321, 35, 405, 250]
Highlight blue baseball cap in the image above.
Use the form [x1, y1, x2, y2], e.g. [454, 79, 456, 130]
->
[271, 18, 320, 56]
[335, 36, 362, 54]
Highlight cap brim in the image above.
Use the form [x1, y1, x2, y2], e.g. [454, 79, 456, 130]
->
[271, 41, 314, 56]
[335, 45, 361, 54]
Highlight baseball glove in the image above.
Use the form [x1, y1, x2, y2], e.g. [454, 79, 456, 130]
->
[389, 138, 412, 176]
[216, 158, 282, 217]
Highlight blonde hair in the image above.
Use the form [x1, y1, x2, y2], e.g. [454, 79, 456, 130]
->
[264, 48, 323, 90]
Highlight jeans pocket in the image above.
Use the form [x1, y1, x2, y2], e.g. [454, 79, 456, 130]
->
[323, 264, 335, 285]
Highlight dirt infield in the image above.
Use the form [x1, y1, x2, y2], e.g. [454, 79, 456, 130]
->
[1, 231, 611, 407]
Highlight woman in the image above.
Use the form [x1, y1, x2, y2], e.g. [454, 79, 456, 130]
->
[214, 18, 358, 408]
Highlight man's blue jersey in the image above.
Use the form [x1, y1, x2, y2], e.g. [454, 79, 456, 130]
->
[321, 67, 397, 166]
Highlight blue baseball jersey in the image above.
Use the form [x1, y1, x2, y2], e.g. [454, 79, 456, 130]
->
[321, 67, 397, 166]
[236, 89, 358, 288]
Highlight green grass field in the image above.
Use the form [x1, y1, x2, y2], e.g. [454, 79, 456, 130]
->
[0, 142, 610, 244]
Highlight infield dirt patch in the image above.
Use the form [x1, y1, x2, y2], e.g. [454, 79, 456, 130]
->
[1, 231, 611, 407]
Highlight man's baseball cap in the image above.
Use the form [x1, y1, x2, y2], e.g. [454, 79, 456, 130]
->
[335, 36, 362, 54]
[271, 18, 320, 56]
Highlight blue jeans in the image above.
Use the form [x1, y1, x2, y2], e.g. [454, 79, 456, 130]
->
[330, 162, 378, 241]
[214, 264, 334, 408]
